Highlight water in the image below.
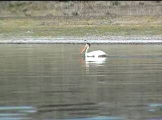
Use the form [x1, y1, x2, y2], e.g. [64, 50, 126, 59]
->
[0, 44, 162, 120]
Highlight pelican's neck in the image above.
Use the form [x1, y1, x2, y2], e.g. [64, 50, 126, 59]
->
[85, 45, 89, 56]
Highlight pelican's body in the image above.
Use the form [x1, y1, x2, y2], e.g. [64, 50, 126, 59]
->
[81, 43, 107, 57]
[86, 50, 107, 57]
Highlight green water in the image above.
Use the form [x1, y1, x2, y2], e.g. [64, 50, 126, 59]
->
[0, 44, 162, 120]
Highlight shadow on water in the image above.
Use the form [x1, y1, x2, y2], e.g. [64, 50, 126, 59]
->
[1, 103, 162, 120]
[37, 102, 124, 120]
[37, 102, 98, 114]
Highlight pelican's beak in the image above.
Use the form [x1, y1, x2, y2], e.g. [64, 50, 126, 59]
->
[80, 46, 86, 54]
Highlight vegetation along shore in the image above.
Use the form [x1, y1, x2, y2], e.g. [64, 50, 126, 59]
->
[0, 1, 162, 43]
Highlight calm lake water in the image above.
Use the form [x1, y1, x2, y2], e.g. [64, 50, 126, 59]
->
[0, 44, 162, 120]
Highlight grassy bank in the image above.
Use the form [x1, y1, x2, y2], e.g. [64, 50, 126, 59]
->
[0, 16, 162, 39]
[0, 1, 161, 39]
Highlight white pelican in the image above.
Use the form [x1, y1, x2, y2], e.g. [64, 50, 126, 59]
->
[80, 43, 107, 57]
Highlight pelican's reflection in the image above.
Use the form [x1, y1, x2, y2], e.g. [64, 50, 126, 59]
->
[80, 56, 107, 71]
[85, 56, 106, 67]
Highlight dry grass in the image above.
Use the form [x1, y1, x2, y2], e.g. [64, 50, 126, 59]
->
[0, 16, 161, 39]
[0, 1, 162, 17]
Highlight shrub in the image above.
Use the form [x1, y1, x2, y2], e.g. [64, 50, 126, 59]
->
[111, 1, 120, 6]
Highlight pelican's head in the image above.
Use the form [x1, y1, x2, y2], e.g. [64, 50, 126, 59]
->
[80, 43, 90, 54]
[86, 43, 90, 47]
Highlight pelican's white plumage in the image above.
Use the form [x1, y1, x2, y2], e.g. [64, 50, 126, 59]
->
[81, 43, 107, 57]
[86, 50, 107, 57]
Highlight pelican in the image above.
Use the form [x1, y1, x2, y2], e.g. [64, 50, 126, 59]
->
[80, 43, 107, 57]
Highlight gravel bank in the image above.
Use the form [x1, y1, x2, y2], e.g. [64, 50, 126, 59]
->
[0, 36, 162, 44]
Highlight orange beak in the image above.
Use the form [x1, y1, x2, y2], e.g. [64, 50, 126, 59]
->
[80, 46, 86, 54]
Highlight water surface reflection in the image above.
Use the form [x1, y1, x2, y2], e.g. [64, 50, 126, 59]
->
[0, 44, 162, 120]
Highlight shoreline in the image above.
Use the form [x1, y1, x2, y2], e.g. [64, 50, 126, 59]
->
[0, 36, 162, 44]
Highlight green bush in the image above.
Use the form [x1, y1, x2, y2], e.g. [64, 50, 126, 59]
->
[111, 1, 120, 6]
